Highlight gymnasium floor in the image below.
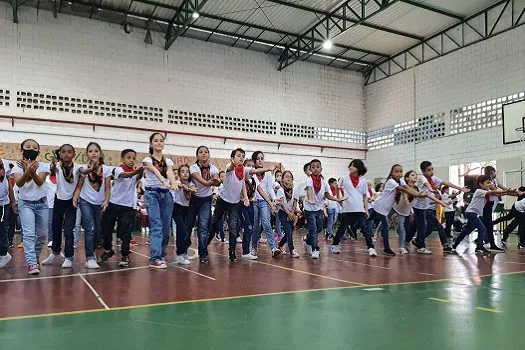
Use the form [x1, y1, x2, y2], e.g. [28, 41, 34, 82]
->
[1, 232, 524, 350]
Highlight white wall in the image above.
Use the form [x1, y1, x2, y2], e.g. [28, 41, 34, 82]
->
[0, 3, 366, 178]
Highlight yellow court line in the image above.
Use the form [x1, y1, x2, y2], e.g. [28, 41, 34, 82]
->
[476, 307, 503, 313]
[428, 297, 450, 303]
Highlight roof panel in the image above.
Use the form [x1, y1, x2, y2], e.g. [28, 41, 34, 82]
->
[336, 28, 419, 55]
[412, 0, 498, 17]
[260, 0, 342, 12]
[255, 4, 319, 33]
[201, 0, 260, 16]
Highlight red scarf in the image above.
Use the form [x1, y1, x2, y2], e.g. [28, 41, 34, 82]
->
[330, 186, 337, 196]
[49, 174, 57, 184]
[234, 165, 244, 181]
[350, 175, 359, 188]
[425, 175, 436, 190]
[311, 175, 321, 193]
[197, 162, 211, 180]
[121, 164, 135, 173]
[368, 188, 373, 198]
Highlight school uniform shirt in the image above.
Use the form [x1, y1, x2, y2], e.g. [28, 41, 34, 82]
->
[276, 187, 296, 212]
[303, 177, 330, 212]
[338, 176, 367, 213]
[56, 163, 80, 200]
[372, 178, 403, 217]
[294, 178, 308, 201]
[189, 163, 219, 198]
[172, 181, 191, 207]
[254, 172, 277, 202]
[465, 189, 489, 216]
[12, 162, 50, 201]
[79, 165, 112, 206]
[142, 157, 174, 189]
[0, 159, 11, 206]
[489, 178, 500, 202]
[412, 175, 442, 210]
[393, 193, 412, 217]
[219, 167, 253, 204]
[110, 167, 139, 208]
[45, 176, 57, 209]
[515, 198, 525, 213]
[442, 193, 455, 212]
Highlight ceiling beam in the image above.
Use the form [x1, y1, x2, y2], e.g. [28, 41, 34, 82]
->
[400, 0, 463, 20]
[164, 0, 209, 50]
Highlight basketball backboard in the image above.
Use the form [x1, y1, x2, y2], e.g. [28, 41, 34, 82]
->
[502, 100, 525, 144]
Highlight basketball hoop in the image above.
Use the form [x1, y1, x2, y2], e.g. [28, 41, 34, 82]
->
[515, 127, 525, 143]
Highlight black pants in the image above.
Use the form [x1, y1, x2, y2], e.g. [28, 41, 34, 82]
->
[516, 211, 525, 245]
[101, 202, 134, 257]
[51, 197, 77, 258]
[277, 210, 295, 252]
[209, 197, 239, 252]
[333, 212, 374, 249]
[7, 205, 18, 246]
[482, 201, 495, 246]
[444, 211, 455, 237]
[172, 203, 189, 256]
[0, 205, 10, 256]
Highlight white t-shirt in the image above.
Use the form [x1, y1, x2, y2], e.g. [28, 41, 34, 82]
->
[190, 163, 219, 198]
[515, 198, 525, 213]
[79, 165, 112, 205]
[172, 181, 191, 207]
[442, 193, 455, 212]
[294, 178, 308, 200]
[142, 157, 174, 189]
[373, 178, 402, 216]
[0, 159, 11, 206]
[338, 176, 367, 213]
[465, 189, 488, 216]
[303, 177, 330, 212]
[393, 193, 412, 216]
[45, 176, 57, 209]
[110, 167, 139, 208]
[56, 163, 80, 200]
[254, 172, 276, 202]
[489, 178, 500, 202]
[412, 175, 442, 210]
[12, 162, 50, 201]
[276, 187, 296, 212]
[219, 167, 253, 204]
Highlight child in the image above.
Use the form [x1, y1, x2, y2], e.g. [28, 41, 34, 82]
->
[441, 185, 458, 239]
[12, 139, 50, 274]
[482, 166, 507, 251]
[275, 170, 300, 258]
[42, 144, 80, 268]
[73, 142, 112, 269]
[142, 133, 178, 269]
[393, 170, 420, 254]
[451, 175, 512, 255]
[0, 156, 15, 268]
[98, 149, 143, 267]
[187, 146, 220, 264]
[45, 167, 57, 247]
[331, 160, 377, 257]
[172, 164, 195, 265]
[325, 178, 340, 240]
[303, 159, 344, 259]
[493, 186, 525, 246]
[241, 159, 257, 258]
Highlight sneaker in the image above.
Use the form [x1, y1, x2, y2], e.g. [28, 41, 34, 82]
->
[383, 248, 396, 256]
[272, 248, 282, 258]
[368, 248, 377, 257]
[27, 264, 40, 275]
[448, 248, 458, 255]
[443, 245, 453, 254]
[130, 239, 138, 246]
[408, 241, 417, 254]
[42, 252, 64, 265]
[250, 249, 258, 257]
[475, 247, 490, 255]
[47, 241, 52, 247]
[0, 253, 12, 268]
[221, 239, 229, 244]
[86, 259, 100, 269]
[417, 248, 432, 255]
[73, 241, 79, 249]
[291, 249, 300, 258]
[489, 245, 505, 252]
[399, 247, 408, 254]
[228, 250, 237, 261]
[119, 256, 130, 268]
[501, 240, 507, 246]
[330, 245, 341, 254]
[518, 243, 525, 250]
[149, 260, 167, 269]
[199, 256, 209, 263]
[303, 242, 312, 255]
[311, 250, 320, 259]
[97, 250, 115, 265]
[236, 237, 242, 243]
[241, 253, 258, 260]
[175, 255, 190, 265]
[61, 258, 73, 268]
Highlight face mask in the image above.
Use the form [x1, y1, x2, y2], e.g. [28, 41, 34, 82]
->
[23, 149, 39, 161]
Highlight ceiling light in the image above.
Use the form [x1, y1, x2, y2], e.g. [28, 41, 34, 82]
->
[192, 12, 200, 19]
[322, 40, 333, 50]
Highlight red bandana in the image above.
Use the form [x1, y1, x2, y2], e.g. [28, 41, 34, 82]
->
[311, 175, 322, 193]
[425, 175, 436, 190]
[368, 188, 373, 198]
[350, 175, 360, 188]
[198, 162, 211, 180]
[121, 164, 135, 173]
[234, 165, 244, 181]
[330, 186, 337, 196]
[49, 174, 57, 185]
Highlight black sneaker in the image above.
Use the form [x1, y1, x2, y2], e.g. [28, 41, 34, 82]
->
[200, 256, 209, 263]
[518, 244, 525, 250]
[489, 245, 505, 252]
[383, 248, 396, 256]
[97, 249, 115, 264]
[443, 245, 453, 254]
[475, 247, 490, 255]
[119, 255, 130, 268]
[229, 250, 237, 261]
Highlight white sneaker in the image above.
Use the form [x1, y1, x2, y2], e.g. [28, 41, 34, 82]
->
[0, 253, 12, 268]
[236, 237, 242, 243]
[408, 241, 417, 254]
[47, 241, 53, 247]
[241, 253, 258, 260]
[417, 248, 433, 255]
[141, 227, 146, 234]
[174, 255, 190, 265]
[86, 259, 100, 269]
[302, 240, 312, 255]
[61, 258, 73, 268]
[330, 245, 341, 254]
[399, 247, 409, 254]
[291, 249, 300, 258]
[311, 250, 320, 259]
[250, 249, 258, 257]
[42, 252, 64, 265]
[368, 248, 377, 257]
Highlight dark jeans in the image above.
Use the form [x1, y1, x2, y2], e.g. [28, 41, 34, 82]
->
[217, 214, 225, 240]
[517, 212, 525, 245]
[79, 198, 102, 260]
[453, 212, 486, 249]
[482, 201, 495, 246]
[424, 209, 448, 246]
[0, 204, 10, 256]
[101, 202, 135, 257]
[277, 210, 295, 252]
[409, 208, 428, 248]
[241, 203, 254, 255]
[367, 209, 390, 250]
[333, 212, 374, 249]
[499, 206, 519, 241]
[51, 197, 77, 258]
[172, 203, 189, 256]
[304, 210, 324, 252]
[186, 196, 212, 259]
[7, 205, 19, 246]
[210, 197, 239, 252]
[444, 211, 454, 237]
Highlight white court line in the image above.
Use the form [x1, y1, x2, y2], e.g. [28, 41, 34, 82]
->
[324, 257, 391, 270]
[130, 250, 216, 281]
[419, 272, 437, 276]
[78, 273, 110, 310]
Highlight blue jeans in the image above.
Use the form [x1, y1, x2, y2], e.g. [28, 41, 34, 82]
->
[186, 196, 212, 259]
[304, 210, 323, 251]
[145, 188, 174, 262]
[0, 204, 10, 256]
[326, 208, 337, 236]
[396, 214, 409, 248]
[19, 198, 48, 266]
[367, 208, 391, 250]
[277, 210, 295, 251]
[47, 208, 53, 241]
[79, 198, 102, 260]
[453, 212, 486, 249]
[274, 212, 282, 238]
[241, 203, 254, 255]
[74, 208, 82, 242]
[252, 199, 276, 251]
